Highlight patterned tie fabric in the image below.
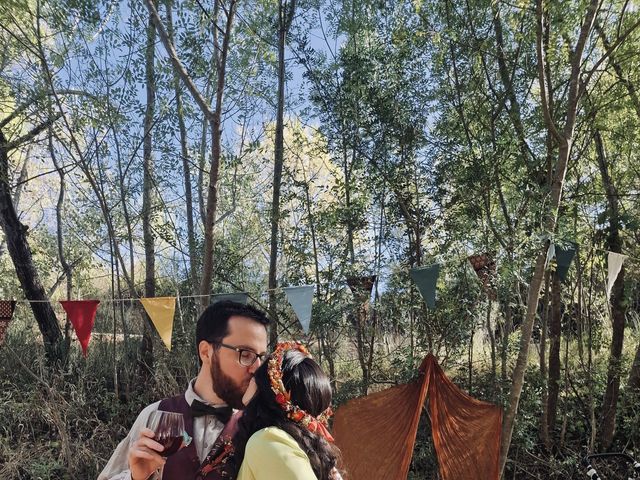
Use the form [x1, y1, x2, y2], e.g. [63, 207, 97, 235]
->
[0, 300, 16, 345]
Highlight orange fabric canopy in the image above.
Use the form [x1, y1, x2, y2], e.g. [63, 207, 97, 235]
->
[333, 354, 502, 480]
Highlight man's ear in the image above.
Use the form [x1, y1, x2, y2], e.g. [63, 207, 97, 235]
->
[198, 340, 212, 365]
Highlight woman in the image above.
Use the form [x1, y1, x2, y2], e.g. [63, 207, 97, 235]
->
[233, 341, 343, 480]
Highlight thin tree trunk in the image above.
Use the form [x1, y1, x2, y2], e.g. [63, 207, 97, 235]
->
[487, 300, 497, 393]
[594, 24, 640, 399]
[268, 0, 289, 345]
[539, 271, 551, 450]
[587, 245, 597, 452]
[547, 274, 562, 442]
[595, 129, 626, 449]
[166, 0, 198, 297]
[144, 0, 237, 310]
[627, 343, 640, 392]
[200, 0, 236, 309]
[501, 292, 513, 388]
[49, 126, 72, 351]
[141, 0, 157, 374]
[468, 322, 474, 392]
[499, 1, 601, 473]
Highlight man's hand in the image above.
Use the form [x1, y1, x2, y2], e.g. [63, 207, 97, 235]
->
[128, 428, 166, 480]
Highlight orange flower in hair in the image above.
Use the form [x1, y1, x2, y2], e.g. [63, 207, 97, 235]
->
[267, 342, 334, 442]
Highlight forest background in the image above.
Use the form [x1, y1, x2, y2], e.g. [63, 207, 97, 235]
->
[1, 0, 640, 478]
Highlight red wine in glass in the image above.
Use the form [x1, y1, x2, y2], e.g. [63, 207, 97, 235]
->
[147, 411, 191, 457]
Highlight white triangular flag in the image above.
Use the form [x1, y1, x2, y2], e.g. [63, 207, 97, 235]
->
[283, 285, 315, 334]
[607, 252, 628, 299]
[545, 242, 556, 269]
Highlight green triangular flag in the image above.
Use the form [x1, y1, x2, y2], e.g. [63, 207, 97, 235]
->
[283, 285, 314, 334]
[210, 292, 249, 305]
[555, 243, 577, 282]
[410, 264, 440, 309]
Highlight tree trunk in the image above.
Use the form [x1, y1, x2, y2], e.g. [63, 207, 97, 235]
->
[487, 300, 497, 393]
[166, 0, 198, 297]
[49, 126, 72, 352]
[501, 292, 513, 388]
[268, 0, 292, 345]
[0, 128, 64, 363]
[144, 0, 237, 310]
[198, 0, 237, 309]
[347, 276, 376, 395]
[539, 271, 551, 450]
[141, 1, 157, 374]
[595, 129, 626, 449]
[547, 274, 562, 442]
[499, 1, 601, 473]
[627, 342, 640, 392]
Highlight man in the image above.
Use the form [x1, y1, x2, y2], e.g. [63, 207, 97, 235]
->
[99, 300, 270, 480]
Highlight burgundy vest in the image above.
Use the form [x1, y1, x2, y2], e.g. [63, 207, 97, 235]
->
[158, 394, 241, 480]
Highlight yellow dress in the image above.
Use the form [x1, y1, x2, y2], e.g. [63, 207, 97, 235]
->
[237, 427, 318, 480]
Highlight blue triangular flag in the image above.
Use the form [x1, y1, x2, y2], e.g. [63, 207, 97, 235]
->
[410, 264, 440, 309]
[210, 292, 249, 305]
[555, 243, 577, 282]
[283, 285, 315, 333]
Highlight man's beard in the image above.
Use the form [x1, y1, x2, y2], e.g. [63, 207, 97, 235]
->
[209, 352, 248, 409]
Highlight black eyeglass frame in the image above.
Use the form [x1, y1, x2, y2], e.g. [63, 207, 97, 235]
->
[214, 342, 267, 367]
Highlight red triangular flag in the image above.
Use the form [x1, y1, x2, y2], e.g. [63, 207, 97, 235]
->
[0, 300, 16, 345]
[60, 300, 100, 357]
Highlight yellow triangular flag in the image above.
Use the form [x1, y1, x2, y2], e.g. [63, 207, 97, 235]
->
[140, 297, 176, 351]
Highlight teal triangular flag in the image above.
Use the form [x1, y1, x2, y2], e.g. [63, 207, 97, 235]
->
[555, 243, 577, 282]
[283, 285, 314, 334]
[210, 292, 249, 305]
[410, 264, 440, 309]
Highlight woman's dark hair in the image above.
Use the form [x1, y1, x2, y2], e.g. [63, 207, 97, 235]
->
[233, 349, 342, 479]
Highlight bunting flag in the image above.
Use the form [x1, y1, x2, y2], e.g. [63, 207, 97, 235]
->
[468, 253, 497, 300]
[0, 300, 16, 345]
[333, 354, 502, 480]
[410, 264, 440, 309]
[346, 275, 377, 302]
[60, 300, 100, 357]
[545, 242, 556, 269]
[210, 292, 248, 305]
[283, 285, 314, 334]
[140, 297, 176, 351]
[555, 243, 577, 282]
[607, 252, 628, 299]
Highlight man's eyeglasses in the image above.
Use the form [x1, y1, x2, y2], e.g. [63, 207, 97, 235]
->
[215, 342, 266, 367]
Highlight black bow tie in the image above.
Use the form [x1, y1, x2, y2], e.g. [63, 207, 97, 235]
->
[190, 399, 233, 423]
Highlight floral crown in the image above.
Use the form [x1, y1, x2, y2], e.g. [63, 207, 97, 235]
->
[267, 341, 334, 442]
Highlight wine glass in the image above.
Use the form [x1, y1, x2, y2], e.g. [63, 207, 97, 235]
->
[146, 411, 192, 457]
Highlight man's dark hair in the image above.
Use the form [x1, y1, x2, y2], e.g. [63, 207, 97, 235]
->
[195, 300, 270, 365]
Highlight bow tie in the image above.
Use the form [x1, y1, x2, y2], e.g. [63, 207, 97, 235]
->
[190, 399, 233, 423]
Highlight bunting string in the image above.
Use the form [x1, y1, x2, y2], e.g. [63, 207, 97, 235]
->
[1, 243, 638, 356]
[5, 245, 639, 306]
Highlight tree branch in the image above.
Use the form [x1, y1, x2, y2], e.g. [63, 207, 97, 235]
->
[144, 0, 215, 121]
[1, 114, 62, 152]
[581, 15, 640, 97]
[536, 0, 563, 143]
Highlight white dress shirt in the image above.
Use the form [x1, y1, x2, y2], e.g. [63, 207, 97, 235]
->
[98, 379, 230, 480]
